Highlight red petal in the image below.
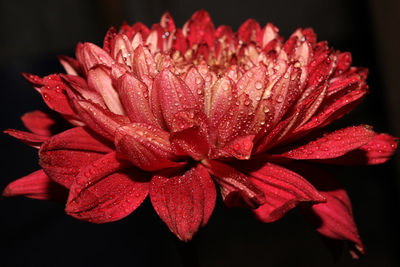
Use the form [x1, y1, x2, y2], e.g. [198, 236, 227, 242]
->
[87, 66, 124, 115]
[267, 64, 302, 126]
[172, 28, 187, 54]
[72, 99, 129, 140]
[2, 169, 68, 201]
[4, 129, 48, 148]
[295, 165, 365, 258]
[280, 125, 375, 160]
[112, 34, 134, 67]
[22, 72, 43, 88]
[170, 109, 210, 160]
[184, 67, 205, 105]
[102, 26, 117, 54]
[184, 10, 215, 48]
[115, 123, 182, 171]
[238, 19, 261, 44]
[207, 75, 236, 125]
[116, 72, 159, 126]
[39, 127, 113, 188]
[66, 153, 148, 223]
[61, 74, 107, 109]
[119, 22, 150, 40]
[160, 12, 176, 32]
[244, 162, 325, 222]
[324, 133, 398, 165]
[202, 159, 265, 209]
[294, 88, 368, 136]
[150, 164, 216, 241]
[40, 75, 75, 116]
[152, 69, 198, 130]
[21, 110, 59, 137]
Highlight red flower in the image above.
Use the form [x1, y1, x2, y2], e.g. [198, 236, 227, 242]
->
[4, 10, 397, 256]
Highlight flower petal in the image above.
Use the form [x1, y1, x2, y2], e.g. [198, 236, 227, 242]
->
[71, 99, 130, 140]
[115, 123, 183, 171]
[21, 110, 62, 137]
[39, 75, 76, 116]
[66, 152, 148, 223]
[170, 109, 210, 160]
[112, 34, 134, 67]
[2, 169, 68, 201]
[39, 127, 113, 188]
[279, 125, 375, 160]
[87, 66, 125, 115]
[238, 19, 261, 44]
[76, 42, 114, 73]
[132, 45, 157, 78]
[323, 133, 398, 165]
[152, 69, 199, 130]
[202, 159, 265, 208]
[4, 129, 48, 148]
[150, 164, 216, 241]
[116, 72, 158, 126]
[295, 165, 365, 258]
[244, 162, 325, 222]
[57, 55, 82, 76]
[183, 10, 215, 48]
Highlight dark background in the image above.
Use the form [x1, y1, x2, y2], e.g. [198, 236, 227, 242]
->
[1, 0, 399, 266]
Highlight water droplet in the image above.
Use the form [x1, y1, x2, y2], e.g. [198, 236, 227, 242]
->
[255, 81, 263, 90]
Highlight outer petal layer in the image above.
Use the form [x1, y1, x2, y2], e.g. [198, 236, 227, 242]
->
[150, 164, 216, 241]
[246, 162, 325, 222]
[66, 152, 148, 223]
[2, 169, 68, 201]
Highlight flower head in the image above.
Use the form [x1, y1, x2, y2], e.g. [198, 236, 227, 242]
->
[4, 10, 397, 256]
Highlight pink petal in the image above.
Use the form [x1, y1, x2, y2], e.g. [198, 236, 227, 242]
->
[324, 133, 398, 165]
[112, 34, 134, 67]
[87, 66, 125, 115]
[76, 42, 114, 74]
[4, 129, 48, 148]
[114, 123, 183, 171]
[202, 159, 265, 209]
[260, 23, 280, 48]
[2, 169, 68, 201]
[150, 164, 216, 241]
[61, 74, 107, 109]
[66, 152, 148, 223]
[295, 165, 365, 258]
[57, 55, 82, 76]
[244, 162, 325, 222]
[116, 72, 159, 126]
[71, 99, 130, 140]
[39, 127, 113, 188]
[152, 69, 198, 130]
[279, 125, 375, 160]
[170, 109, 210, 160]
[21, 110, 59, 137]
[132, 45, 157, 78]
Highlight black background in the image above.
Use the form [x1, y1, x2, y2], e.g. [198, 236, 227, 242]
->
[1, 0, 399, 266]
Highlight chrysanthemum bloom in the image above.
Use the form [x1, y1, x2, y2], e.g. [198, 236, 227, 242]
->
[4, 10, 397, 257]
